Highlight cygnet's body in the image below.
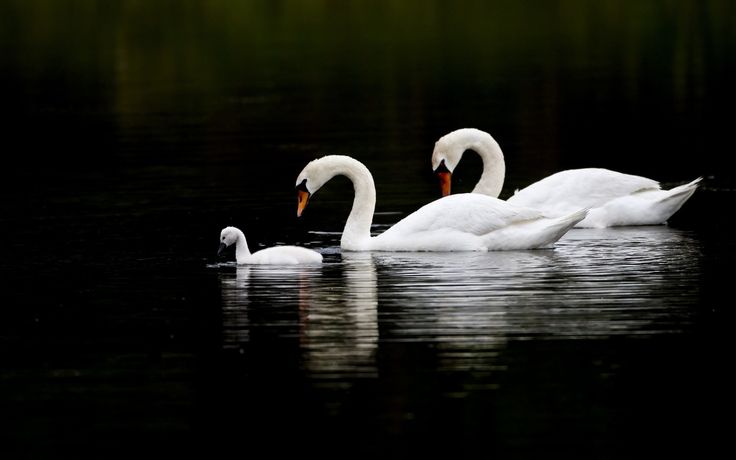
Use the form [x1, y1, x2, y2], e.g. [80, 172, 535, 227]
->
[219, 226, 322, 264]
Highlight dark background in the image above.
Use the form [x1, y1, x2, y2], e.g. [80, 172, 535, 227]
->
[3, 0, 734, 255]
[1, 1, 734, 458]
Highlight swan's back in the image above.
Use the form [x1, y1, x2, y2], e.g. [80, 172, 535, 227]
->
[381, 193, 544, 238]
[369, 193, 583, 251]
[507, 168, 660, 215]
[250, 246, 323, 264]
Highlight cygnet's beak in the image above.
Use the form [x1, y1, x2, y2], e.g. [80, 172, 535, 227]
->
[217, 242, 227, 256]
[297, 189, 310, 217]
[435, 160, 452, 197]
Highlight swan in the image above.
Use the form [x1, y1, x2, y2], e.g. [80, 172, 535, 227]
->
[431, 128, 702, 228]
[294, 155, 587, 251]
[218, 226, 323, 264]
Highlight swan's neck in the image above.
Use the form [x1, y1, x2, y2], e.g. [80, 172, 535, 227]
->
[343, 164, 376, 250]
[469, 135, 506, 198]
[319, 157, 376, 250]
[233, 229, 252, 263]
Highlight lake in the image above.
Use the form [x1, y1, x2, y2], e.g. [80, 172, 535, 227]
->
[1, 1, 733, 458]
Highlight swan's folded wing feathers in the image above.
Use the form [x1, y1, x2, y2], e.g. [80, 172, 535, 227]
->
[383, 194, 544, 238]
[509, 168, 660, 212]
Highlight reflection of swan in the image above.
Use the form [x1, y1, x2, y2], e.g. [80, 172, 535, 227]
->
[295, 155, 586, 251]
[217, 226, 701, 393]
[218, 264, 323, 348]
[431, 128, 701, 228]
[218, 226, 322, 264]
[217, 256, 378, 381]
[301, 252, 378, 380]
[219, 265, 253, 347]
[375, 226, 701, 352]
[369, 251, 551, 368]
[541, 226, 703, 335]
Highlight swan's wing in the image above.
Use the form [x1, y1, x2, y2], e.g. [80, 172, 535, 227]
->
[380, 193, 544, 238]
[507, 168, 660, 214]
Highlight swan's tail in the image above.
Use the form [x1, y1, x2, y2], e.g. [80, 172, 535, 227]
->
[651, 176, 701, 224]
[559, 208, 589, 227]
[657, 176, 701, 208]
[525, 208, 588, 248]
[484, 208, 587, 250]
[659, 177, 702, 203]
[544, 208, 588, 241]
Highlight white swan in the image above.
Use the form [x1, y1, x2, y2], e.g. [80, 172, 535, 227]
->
[218, 226, 323, 264]
[431, 128, 702, 228]
[295, 155, 586, 251]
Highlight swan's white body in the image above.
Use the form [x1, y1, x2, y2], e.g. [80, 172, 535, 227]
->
[431, 128, 701, 228]
[219, 226, 322, 264]
[295, 155, 586, 251]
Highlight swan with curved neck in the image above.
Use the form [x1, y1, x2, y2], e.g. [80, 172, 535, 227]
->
[218, 226, 322, 264]
[295, 155, 587, 251]
[431, 128, 701, 228]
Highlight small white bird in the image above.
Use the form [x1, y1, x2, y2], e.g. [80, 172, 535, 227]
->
[431, 128, 701, 228]
[218, 226, 322, 264]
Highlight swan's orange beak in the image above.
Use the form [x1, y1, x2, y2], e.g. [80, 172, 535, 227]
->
[297, 189, 310, 217]
[437, 171, 451, 197]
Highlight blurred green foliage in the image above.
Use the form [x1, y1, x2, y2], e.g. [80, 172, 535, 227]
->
[4, 0, 734, 109]
[2, 0, 735, 184]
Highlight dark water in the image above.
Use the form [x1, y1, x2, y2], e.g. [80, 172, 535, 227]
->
[1, 1, 734, 458]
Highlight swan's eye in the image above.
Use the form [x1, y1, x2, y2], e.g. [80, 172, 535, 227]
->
[435, 159, 451, 174]
[296, 178, 309, 193]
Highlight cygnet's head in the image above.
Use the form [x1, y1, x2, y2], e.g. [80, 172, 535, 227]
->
[218, 226, 241, 255]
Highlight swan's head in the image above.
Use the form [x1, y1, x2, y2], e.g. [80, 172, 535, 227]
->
[218, 226, 240, 255]
[295, 178, 311, 217]
[431, 128, 493, 196]
[294, 156, 336, 217]
[432, 132, 465, 197]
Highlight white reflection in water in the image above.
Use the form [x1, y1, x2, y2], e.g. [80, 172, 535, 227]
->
[303, 252, 378, 380]
[376, 226, 700, 339]
[219, 226, 701, 378]
[219, 265, 252, 346]
[218, 256, 379, 381]
[373, 226, 700, 373]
